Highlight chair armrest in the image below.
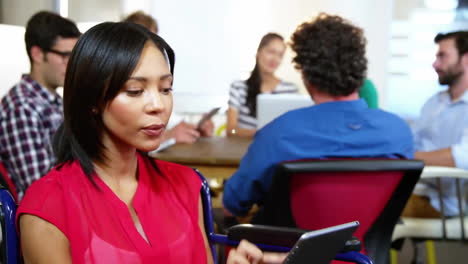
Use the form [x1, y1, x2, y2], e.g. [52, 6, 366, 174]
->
[421, 166, 468, 179]
[0, 188, 18, 264]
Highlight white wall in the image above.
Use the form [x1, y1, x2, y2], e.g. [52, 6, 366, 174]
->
[68, 0, 120, 22]
[151, 0, 393, 113]
[0, 24, 29, 97]
[0, 0, 394, 114]
[1, 0, 54, 26]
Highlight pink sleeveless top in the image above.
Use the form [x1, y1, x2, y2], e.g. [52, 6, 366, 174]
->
[17, 154, 207, 264]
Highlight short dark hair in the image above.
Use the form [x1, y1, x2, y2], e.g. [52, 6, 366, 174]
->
[290, 13, 367, 96]
[123, 10, 158, 33]
[434, 31, 468, 56]
[25, 11, 81, 63]
[53, 22, 175, 182]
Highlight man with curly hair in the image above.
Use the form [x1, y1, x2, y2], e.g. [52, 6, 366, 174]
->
[223, 13, 414, 217]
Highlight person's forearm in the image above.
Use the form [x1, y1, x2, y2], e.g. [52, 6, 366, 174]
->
[414, 148, 455, 167]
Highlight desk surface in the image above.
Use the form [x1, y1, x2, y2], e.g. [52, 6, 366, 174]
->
[151, 136, 252, 166]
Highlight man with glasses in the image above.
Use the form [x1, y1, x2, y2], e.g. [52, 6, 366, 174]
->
[0, 11, 80, 199]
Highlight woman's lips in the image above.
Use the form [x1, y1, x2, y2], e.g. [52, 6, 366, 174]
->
[142, 124, 165, 137]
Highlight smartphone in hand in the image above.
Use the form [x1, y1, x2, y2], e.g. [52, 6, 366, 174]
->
[197, 107, 220, 130]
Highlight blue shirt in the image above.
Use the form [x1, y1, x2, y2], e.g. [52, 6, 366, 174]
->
[223, 99, 414, 216]
[412, 90, 468, 216]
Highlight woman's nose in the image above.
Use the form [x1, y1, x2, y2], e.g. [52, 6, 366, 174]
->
[145, 91, 164, 113]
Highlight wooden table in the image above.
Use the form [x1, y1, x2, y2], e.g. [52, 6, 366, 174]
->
[151, 136, 251, 179]
[150, 137, 252, 207]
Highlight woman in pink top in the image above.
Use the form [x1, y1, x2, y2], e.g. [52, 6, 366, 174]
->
[16, 22, 285, 264]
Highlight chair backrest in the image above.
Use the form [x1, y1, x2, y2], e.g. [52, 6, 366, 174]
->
[255, 159, 423, 264]
[194, 168, 374, 264]
[0, 184, 19, 264]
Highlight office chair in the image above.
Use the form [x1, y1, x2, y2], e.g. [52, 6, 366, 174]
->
[251, 159, 424, 264]
[0, 163, 18, 203]
[392, 166, 468, 264]
[194, 169, 374, 264]
[0, 183, 19, 264]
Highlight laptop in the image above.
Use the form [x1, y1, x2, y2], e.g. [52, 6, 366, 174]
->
[256, 93, 313, 129]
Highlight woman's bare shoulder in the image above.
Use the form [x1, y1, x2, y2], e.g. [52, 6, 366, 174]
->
[20, 214, 72, 264]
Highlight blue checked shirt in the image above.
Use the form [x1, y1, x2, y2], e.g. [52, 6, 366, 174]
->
[0, 74, 63, 199]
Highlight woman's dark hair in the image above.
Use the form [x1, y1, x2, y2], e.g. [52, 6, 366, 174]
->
[245, 33, 284, 117]
[290, 13, 367, 96]
[53, 22, 175, 183]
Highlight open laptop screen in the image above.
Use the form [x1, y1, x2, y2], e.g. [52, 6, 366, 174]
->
[257, 94, 313, 130]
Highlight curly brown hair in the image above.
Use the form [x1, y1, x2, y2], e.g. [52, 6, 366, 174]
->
[290, 13, 367, 96]
[123, 11, 158, 34]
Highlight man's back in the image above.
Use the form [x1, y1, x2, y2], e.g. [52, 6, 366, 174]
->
[223, 99, 414, 216]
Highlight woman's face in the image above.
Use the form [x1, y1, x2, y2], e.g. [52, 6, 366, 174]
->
[256, 38, 286, 74]
[101, 42, 173, 153]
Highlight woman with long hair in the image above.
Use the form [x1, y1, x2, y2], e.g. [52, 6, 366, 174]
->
[16, 22, 284, 264]
[227, 33, 298, 137]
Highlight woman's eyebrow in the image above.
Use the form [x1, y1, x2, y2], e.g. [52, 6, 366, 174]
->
[127, 77, 148, 82]
[128, 74, 172, 81]
[160, 74, 173, 81]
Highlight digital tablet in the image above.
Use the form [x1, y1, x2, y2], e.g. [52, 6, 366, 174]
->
[226, 222, 361, 252]
[227, 224, 307, 248]
[283, 221, 359, 264]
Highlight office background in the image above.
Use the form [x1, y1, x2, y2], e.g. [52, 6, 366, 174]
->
[0, 0, 467, 121]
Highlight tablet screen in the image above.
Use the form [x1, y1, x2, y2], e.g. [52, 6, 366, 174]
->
[283, 221, 359, 264]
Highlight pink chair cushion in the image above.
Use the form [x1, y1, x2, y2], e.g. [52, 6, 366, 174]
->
[290, 170, 403, 253]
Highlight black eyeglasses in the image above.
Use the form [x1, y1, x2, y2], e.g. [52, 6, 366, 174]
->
[43, 48, 73, 60]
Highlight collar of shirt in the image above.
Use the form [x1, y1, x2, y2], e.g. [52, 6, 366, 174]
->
[313, 99, 368, 111]
[437, 89, 468, 106]
[21, 74, 63, 107]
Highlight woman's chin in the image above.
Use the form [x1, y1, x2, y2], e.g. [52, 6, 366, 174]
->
[138, 142, 162, 153]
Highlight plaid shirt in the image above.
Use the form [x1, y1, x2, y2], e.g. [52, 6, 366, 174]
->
[0, 75, 63, 199]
